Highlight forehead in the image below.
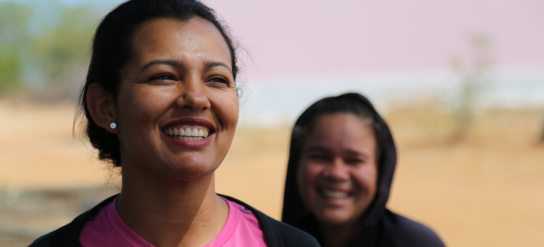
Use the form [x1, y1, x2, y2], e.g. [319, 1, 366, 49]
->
[306, 113, 376, 151]
[130, 17, 231, 66]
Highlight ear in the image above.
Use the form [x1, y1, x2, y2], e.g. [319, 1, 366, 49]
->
[86, 83, 118, 134]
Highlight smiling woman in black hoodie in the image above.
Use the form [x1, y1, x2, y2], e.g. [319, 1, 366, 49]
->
[282, 93, 445, 247]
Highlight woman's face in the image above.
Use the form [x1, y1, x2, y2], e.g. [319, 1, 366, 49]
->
[114, 17, 238, 180]
[297, 113, 378, 226]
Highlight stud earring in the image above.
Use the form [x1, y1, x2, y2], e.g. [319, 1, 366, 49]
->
[110, 122, 117, 129]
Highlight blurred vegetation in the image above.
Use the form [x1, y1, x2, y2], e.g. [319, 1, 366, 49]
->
[540, 121, 544, 142]
[0, 0, 100, 94]
[449, 33, 494, 142]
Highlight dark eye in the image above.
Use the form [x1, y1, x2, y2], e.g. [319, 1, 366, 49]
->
[150, 74, 176, 81]
[309, 154, 331, 163]
[208, 77, 229, 84]
[345, 158, 364, 166]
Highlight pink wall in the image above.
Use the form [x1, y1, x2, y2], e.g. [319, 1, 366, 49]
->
[203, 0, 544, 78]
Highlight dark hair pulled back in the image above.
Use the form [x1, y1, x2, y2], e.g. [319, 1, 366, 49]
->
[78, 0, 239, 167]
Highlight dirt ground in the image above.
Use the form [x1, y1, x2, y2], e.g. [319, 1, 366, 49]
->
[1, 101, 543, 246]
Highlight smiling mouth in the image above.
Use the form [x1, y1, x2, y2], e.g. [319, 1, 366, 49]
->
[318, 189, 352, 199]
[163, 126, 211, 140]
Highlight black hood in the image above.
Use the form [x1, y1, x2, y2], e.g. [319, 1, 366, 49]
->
[281, 93, 445, 247]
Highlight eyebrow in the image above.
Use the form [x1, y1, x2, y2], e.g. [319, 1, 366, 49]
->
[305, 146, 368, 158]
[205, 61, 232, 73]
[305, 146, 329, 153]
[140, 60, 232, 73]
[345, 150, 368, 159]
[141, 60, 179, 72]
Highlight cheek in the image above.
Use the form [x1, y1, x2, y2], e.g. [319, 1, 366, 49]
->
[298, 161, 323, 194]
[352, 165, 378, 195]
[211, 92, 239, 129]
[116, 86, 175, 146]
[124, 87, 172, 121]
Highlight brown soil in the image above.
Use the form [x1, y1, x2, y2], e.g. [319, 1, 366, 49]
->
[1, 101, 543, 246]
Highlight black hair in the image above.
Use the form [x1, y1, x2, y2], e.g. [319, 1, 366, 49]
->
[294, 93, 384, 160]
[77, 0, 239, 167]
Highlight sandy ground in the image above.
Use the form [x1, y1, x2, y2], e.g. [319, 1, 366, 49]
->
[1, 101, 543, 246]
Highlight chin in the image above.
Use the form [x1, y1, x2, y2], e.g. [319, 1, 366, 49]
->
[155, 159, 219, 181]
[317, 209, 354, 226]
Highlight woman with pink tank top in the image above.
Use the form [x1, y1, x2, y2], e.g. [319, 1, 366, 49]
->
[30, 1, 319, 246]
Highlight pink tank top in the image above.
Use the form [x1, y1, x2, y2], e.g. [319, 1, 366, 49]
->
[80, 196, 268, 247]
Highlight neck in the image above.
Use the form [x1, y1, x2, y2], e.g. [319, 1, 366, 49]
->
[320, 220, 360, 247]
[117, 161, 227, 247]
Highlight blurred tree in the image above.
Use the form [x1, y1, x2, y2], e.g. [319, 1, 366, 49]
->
[31, 3, 98, 82]
[540, 119, 544, 142]
[0, 0, 99, 95]
[449, 34, 494, 142]
[0, 2, 32, 92]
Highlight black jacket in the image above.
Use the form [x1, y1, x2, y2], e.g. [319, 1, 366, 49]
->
[281, 93, 445, 247]
[30, 194, 320, 247]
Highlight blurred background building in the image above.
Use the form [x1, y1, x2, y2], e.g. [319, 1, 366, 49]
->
[0, 0, 543, 246]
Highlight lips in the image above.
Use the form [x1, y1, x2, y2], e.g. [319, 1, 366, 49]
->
[318, 188, 353, 199]
[161, 117, 216, 148]
[163, 126, 209, 140]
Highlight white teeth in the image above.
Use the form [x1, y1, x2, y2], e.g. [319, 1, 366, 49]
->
[321, 190, 349, 199]
[165, 127, 210, 139]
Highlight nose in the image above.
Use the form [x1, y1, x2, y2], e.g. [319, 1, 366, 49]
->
[176, 75, 210, 112]
[323, 158, 350, 182]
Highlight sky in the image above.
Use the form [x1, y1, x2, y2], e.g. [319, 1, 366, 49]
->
[4, 0, 542, 123]
[23, 0, 544, 79]
[203, 0, 544, 78]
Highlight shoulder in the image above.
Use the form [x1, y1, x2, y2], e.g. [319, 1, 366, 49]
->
[221, 195, 320, 247]
[28, 224, 69, 247]
[267, 216, 321, 247]
[385, 211, 445, 247]
[29, 194, 118, 247]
